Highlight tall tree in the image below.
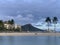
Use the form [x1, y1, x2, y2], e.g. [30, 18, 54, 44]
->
[0, 20, 4, 32]
[8, 19, 14, 25]
[0, 20, 4, 27]
[8, 20, 11, 24]
[45, 17, 51, 32]
[10, 19, 14, 25]
[53, 17, 58, 32]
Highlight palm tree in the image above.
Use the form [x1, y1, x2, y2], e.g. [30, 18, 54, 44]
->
[0, 20, 4, 27]
[8, 19, 14, 25]
[0, 20, 4, 32]
[53, 17, 58, 32]
[8, 20, 11, 24]
[0, 20, 3, 26]
[10, 19, 14, 25]
[45, 17, 51, 32]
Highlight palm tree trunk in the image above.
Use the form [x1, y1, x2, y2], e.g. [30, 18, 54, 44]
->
[20, 26, 21, 32]
[48, 25, 49, 32]
[48, 23, 49, 32]
[54, 24, 56, 33]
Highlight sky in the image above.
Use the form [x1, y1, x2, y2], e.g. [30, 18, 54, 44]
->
[0, 0, 60, 31]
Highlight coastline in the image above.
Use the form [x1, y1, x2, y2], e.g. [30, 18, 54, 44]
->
[0, 32, 60, 36]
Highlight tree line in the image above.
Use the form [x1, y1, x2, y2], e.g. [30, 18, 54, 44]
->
[0, 19, 14, 28]
[45, 17, 58, 32]
[0, 19, 14, 32]
[0, 17, 58, 32]
[0, 19, 20, 32]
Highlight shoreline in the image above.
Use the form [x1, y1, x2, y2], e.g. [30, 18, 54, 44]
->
[0, 33, 60, 36]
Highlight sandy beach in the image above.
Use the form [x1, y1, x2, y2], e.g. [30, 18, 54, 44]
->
[0, 33, 60, 36]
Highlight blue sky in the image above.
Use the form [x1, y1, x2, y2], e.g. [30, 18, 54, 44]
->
[0, 0, 60, 31]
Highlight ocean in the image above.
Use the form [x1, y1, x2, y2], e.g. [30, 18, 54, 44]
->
[0, 36, 60, 45]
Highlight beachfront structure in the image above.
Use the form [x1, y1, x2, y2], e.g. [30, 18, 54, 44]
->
[4, 23, 21, 29]
[14, 24, 21, 31]
[4, 24, 13, 29]
[4, 21, 21, 31]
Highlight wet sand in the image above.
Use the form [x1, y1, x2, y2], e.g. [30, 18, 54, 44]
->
[0, 33, 60, 36]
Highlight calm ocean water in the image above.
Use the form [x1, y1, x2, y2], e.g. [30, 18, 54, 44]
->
[0, 36, 60, 45]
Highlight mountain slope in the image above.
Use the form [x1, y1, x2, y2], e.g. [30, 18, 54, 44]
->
[21, 24, 46, 32]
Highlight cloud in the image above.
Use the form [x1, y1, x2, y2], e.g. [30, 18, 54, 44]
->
[15, 14, 34, 21]
[0, 15, 14, 21]
[14, 14, 34, 25]
[0, 0, 57, 17]
[0, 14, 34, 25]
[32, 18, 60, 31]
[0, 0, 59, 26]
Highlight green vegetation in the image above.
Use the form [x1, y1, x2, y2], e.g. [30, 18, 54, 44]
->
[53, 17, 58, 32]
[45, 17, 51, 32]
[14, 27, 21, 32]
[8, 19, 14, 25]
[0, 19, 21, 32]
[0, 17, 58, 33]
[45, 17, 58, 32]
[0, 20, 4, 32]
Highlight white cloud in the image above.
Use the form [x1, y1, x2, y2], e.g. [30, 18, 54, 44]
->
[16, 14, 23, 18]
[15, 14, 34, 21]
[27, 14, 33, 18]
[0, 15, 14, 21]
[0, 14, 34, 21]
[0, 14, 34, 25]
[32, 18, 60, 31]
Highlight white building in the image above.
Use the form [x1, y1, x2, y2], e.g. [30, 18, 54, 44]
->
[4, 24, 12, 29]
[14, 24, 21, 29]
[4, 23, 21, 31]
